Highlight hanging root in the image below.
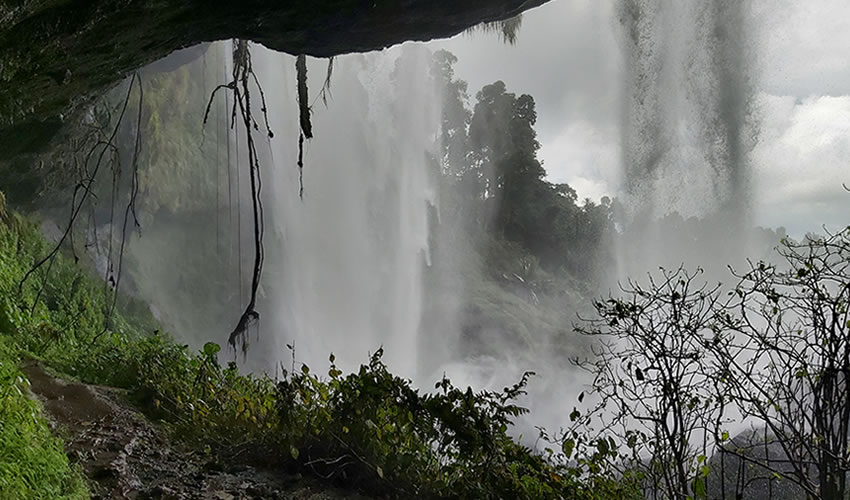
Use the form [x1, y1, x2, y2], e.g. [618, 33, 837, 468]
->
[19, 74, 139, 318]
[203, 40, 271, 353]
[93, 72, 144, 343]
[297, 133, 305, 199]
[296, 55, 313, 139]
[319, 57, 334, 107]
[296, 54, 313, 199]
[464, 14, 523, 45]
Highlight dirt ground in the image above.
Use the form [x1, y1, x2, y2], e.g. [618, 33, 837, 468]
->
[22, 361, 367, 500]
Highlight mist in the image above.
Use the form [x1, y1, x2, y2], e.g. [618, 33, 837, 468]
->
[75, 0, 844, 469]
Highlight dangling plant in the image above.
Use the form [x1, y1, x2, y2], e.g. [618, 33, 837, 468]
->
[203, 40, 272, 353]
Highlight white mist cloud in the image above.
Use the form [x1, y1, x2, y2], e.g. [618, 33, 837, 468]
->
[539, 120, 620, 201]
[753, 93, 850, 236]
[755, 0, 850, 97]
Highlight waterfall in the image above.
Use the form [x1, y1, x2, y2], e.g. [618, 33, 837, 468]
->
[616, 0, 758, 279]
[250, 45, 440, 379]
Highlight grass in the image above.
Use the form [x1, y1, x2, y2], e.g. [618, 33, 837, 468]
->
[0, 337, 88, 500]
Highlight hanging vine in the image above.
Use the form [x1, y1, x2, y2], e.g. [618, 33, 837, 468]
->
[19, 73, 141, 321]
[295, 55, 335, 199]
[204, 40, 273, 353]
[98, 72, 144, 340]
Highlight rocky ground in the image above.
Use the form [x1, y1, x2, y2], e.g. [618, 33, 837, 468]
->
[22, 361, 366, 500]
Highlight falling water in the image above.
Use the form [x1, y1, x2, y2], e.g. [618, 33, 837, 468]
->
[250, 45, 440, 379]
[102, 2, 761, 445]
[616, 0, 757, 279]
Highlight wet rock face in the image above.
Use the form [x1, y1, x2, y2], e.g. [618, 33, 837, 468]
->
[0, 0, 547, 133]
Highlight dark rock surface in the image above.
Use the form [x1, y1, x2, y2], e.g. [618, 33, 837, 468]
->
[0, 0, 547, 132]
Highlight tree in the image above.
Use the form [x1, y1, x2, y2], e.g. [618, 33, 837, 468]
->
[429, 59, 616, 280]
[573, 228, 850, 500]
[431, 50, 472, 181]
[712, 228, 850, 499]
[575, 269, 722, 499]
[469, 81, 542, 204]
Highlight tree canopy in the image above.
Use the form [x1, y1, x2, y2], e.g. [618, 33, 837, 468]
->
[432, 50, 615, 282]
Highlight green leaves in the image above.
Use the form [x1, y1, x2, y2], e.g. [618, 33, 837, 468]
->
[562, 438, 575, 459]
[202, 342, 220, 357]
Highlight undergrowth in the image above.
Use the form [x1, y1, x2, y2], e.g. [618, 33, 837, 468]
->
[0, 211, 641, 499]
[0, 337, 88, 499]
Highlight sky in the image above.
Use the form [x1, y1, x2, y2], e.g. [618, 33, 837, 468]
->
[431, 0, 850, 237]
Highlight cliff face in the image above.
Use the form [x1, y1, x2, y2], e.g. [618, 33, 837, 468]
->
[0, 0, 546, 142]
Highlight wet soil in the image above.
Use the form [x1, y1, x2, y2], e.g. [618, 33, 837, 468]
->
[21, 361, 365, 500]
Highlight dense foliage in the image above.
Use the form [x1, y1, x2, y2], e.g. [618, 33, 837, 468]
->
[431, 50, 615, 282]
[0, 210, 639, 498]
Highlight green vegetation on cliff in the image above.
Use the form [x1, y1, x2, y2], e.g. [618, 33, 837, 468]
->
[0, 337, 88, 500]
[0, 207, 639, 498]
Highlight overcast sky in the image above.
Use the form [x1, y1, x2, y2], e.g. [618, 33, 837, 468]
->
[429, 0, 850, 237]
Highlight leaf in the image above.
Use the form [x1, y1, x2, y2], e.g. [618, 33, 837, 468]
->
[562, 438, 575, 459]
[202, 342, 221, 357]
[577, 391, 584, 403]
[693, 476, 706, 499]
[376, 466, 384, 479]
[635, 367, 644, 381]
[596, 438, 608, 455]
[290, 445, 300, 460]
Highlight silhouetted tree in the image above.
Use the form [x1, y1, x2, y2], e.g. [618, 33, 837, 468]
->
[712, 228, 850, 500]
[576, 269, 722, 499]
[431, 51, 616, 282]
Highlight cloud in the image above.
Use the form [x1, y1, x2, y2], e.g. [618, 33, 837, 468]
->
[539, 120, 620, 201]
[433, 0, 622, 142]
[754, 0, 850, 97]
[752, 93, 850, 236]
[427, 1, 850, 234]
